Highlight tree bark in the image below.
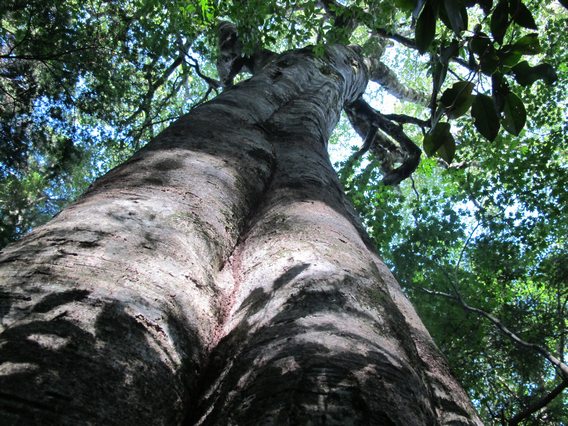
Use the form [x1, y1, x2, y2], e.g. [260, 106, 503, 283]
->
[0, 45, 480, 425]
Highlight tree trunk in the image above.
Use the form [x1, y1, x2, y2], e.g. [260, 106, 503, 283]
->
[0, 45, 481, 425]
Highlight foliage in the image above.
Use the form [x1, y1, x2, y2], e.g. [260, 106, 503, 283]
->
[336, 5, 567, 420]
[0, 0, 215, 244]
[1, 0, 567, 423]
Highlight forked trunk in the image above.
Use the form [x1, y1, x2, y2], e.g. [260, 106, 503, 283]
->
[0, 46, 480, 425]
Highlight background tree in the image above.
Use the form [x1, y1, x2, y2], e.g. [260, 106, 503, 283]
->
[0, 0, 566, 424]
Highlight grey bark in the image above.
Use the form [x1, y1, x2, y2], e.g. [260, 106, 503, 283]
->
[0, 45, 480, 425]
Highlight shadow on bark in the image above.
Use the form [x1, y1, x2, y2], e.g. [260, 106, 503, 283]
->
[0, 290, 200, 425]
[189, 266, 469, 425]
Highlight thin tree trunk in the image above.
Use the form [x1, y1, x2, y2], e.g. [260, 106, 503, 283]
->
[0, 45, 480, 424]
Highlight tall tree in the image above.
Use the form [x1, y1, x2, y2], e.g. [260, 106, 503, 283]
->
[0, 0, 565, 423]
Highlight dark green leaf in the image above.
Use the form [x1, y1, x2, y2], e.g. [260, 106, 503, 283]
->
[502, 92, 526, 135]
[438, 40, 460, 86]
[415, 1, 437, 53]
[479, 47, 500, 75]
[395, 0, 416, 12]
[491, 0, 509, 44]
[423, 121, 456, 163]
[511, 61, 558, 86]
[498, 48, 522, 67]
[432, 58, 448, 97]
[440, 81, 475, 118]
[479, 0, 493, 14]
[441, 40, 460, 63]
[469, 32, 491, 55]
[510, 33, 542, 55]
[471, 94, 500, 141]
[509, 1, 537, 29]
[491, 73, 510, 112]
[442, 0, 468, 34]
[413, 0, 428, 19]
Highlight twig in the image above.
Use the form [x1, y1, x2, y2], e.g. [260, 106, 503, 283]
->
[420, 287, 568, 379]
[382, 113, 429, 128]
[184, 54, 222, 90]
[410, 175, 420, 203]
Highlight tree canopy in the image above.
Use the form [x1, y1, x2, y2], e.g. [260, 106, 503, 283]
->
[1, 0, 566, 423]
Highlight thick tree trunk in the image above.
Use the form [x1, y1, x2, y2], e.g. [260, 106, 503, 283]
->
[0, 45, 480, 424]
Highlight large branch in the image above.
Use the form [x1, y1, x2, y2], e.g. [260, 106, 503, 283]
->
[365, 57, 429, 105]
[316, 2, 429, 106]
[345, 97, 421, 185]
[216, 21, 277, 87]
[508, 379, 568, 425]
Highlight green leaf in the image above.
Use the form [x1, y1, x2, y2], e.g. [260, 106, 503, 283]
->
[432, 58, 448, 96]
[471, 94, 500, 141]
[441, 40, 460, 63]
[511, 61, 558, 86]
[469, 32, 491, 55]
[395, 0, 416, 12]
[413, 0, 428, 19]
[479, 0, 493, 14]
[415, 1, 437, 53]
[510, 33, 541, 55]
[442, 0, 468, 34]
[491, 0, 509, 44]
[491, 73, 510, 112]
[423, 122, 456, 163]
[509, 1, 537, 29]
[440, 81, 474, 118]
[499, 49, 522, 67]
[479, 47, 500, 75]
[502, 92, 526, 135]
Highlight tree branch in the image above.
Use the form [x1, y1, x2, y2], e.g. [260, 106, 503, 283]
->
[184, 55, 221, 90]
[420, 287, 568, 379]
[382, 113, 429, 128]
[365, 57, 429, 105]
[345, 97, 421, 185]
[508, 379, 568, 425]
[123, 54, 184, 125]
